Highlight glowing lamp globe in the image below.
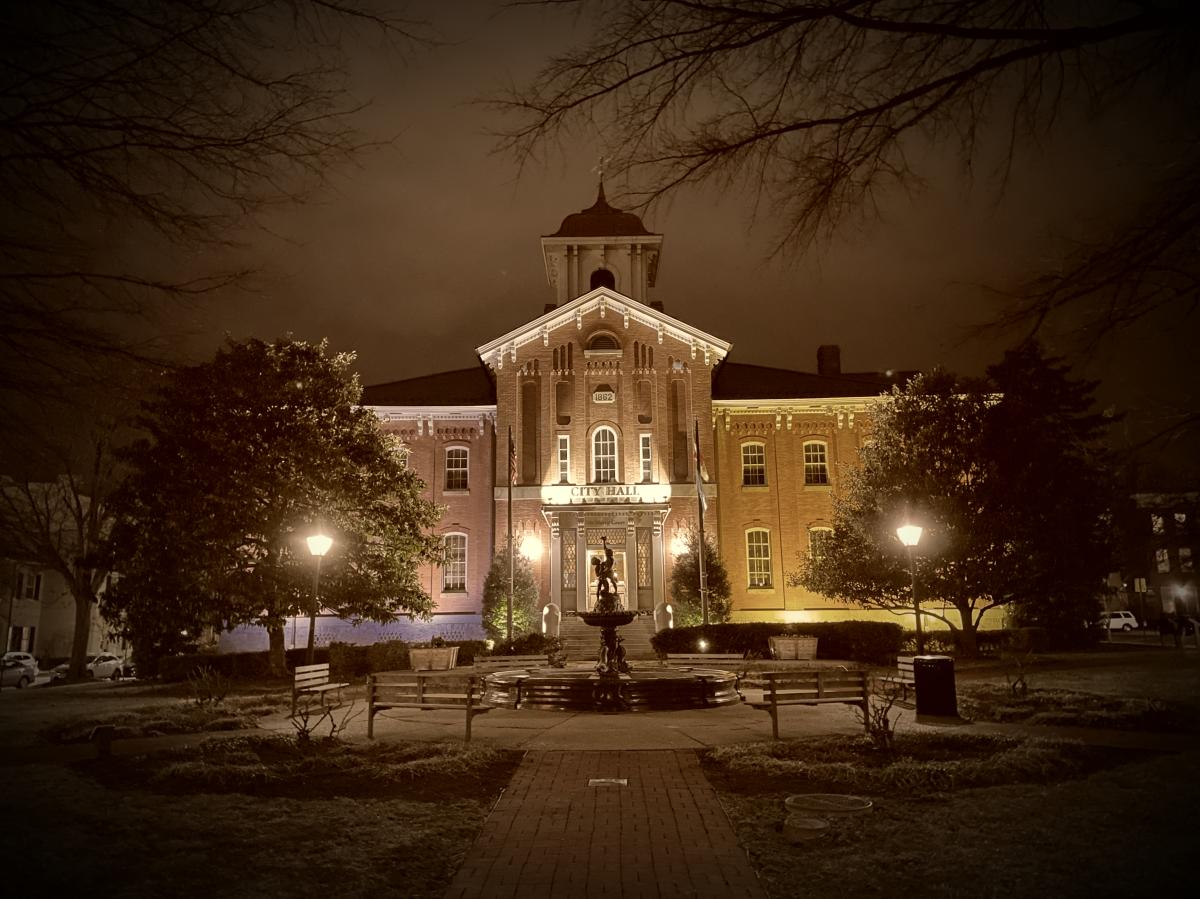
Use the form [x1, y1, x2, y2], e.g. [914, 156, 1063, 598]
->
[895, 524, 923, 548]
[307, 534, 333, 557]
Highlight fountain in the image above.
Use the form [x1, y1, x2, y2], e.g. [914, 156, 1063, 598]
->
[481, 538, 742, 712]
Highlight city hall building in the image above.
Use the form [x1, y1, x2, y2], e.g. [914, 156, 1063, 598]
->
[357, 186, 912, 638]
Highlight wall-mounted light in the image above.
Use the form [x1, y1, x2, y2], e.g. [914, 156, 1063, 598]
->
[519, 533, 543, 561]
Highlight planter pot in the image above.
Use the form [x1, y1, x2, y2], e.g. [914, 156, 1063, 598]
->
[770, 636, 819, 661]
[409, 646, 460, 670]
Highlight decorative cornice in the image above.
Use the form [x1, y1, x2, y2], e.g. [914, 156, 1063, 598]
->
[475, 286, 731, 371]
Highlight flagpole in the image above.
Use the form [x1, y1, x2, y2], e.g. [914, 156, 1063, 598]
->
[694, 420, 709, 627]
[507, 425, 515, 645]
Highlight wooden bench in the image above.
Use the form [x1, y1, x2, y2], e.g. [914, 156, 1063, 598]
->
[665, 653, 745, 669]
[746, 669, 871, 739]
[366, 672, 490, 742]
[474, 654, 547, 672]
[291, 663, 349, 717]
[882, 655, 917, 705]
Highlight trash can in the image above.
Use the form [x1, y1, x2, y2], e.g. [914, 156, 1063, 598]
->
[913, 655, 958, 718]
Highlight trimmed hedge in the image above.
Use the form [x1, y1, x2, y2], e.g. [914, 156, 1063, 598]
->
[158, 647, 329, 682]
[651, 622, 904, 666]
[483, 633, 559, 657]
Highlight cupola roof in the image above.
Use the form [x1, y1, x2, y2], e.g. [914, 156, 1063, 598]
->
[547, 183, 653, 238]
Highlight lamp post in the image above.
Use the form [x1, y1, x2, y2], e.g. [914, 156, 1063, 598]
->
[305, 532, 332, 665]
[896, 523, 924, 656]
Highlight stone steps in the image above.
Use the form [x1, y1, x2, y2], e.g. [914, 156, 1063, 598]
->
[558, 614, 659, 661]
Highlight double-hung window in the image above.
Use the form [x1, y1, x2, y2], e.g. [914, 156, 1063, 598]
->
[803, 442, 829, 485]
[445, 448, 468, 491]
[443, 534, 467, 591]
[557, 435, 570, 483]
[741, 443, 766, 486]
[593, 427, 618, 484]
[746, 530, 772, 588]
[640, 434, 653, 482]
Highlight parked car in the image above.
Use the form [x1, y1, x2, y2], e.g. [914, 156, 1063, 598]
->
[51, 653, 129, 681]
[1100, 611, 1140, 631]
[1, 654, 37, 688]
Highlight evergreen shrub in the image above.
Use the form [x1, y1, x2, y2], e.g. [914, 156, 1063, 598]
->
[650, 621, 903, 665]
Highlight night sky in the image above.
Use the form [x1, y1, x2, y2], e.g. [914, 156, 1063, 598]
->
[155, 1, 1194, 475]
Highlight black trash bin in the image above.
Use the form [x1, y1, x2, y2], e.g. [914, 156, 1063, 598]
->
[913, 655, 958, 718]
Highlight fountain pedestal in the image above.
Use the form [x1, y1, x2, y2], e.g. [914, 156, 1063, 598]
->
[578, 610, 636, 712]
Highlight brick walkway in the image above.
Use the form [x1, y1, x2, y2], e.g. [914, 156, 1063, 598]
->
[444, 750, 767, 899]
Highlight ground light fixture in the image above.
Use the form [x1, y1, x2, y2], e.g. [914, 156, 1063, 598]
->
[896, 523, 924, 655]
[306, 532, 333, 664]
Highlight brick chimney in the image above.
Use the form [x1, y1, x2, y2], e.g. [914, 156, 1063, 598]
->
[817, 344, 841, 376]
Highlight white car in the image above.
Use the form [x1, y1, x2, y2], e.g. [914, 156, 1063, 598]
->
[52, 652, 128, 681]
[1100, 611, 1139, 631]
[1, 652, 38, 688]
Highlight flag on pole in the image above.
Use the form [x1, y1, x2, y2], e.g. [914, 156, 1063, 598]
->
[508, 427, 517, 487]
[693, 420, 707, 515]
[694, 420, 709, 626]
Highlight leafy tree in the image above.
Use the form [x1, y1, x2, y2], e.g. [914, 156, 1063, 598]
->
[106, 337, 443, 675]
[668, 530, 732, 627]
[500, 2, 1197, 339]
[1, 1, 425, 402]
[793, 344, 1113, 653]
[481, 546, 541, 642]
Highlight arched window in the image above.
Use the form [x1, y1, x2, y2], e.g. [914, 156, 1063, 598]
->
[590, 268, 616, 290]
[555, 380, 572, 425]
[803, 441, 829, 485]
[444, 447, 468, 491]
[592, 426, 619, 484]
[442, 533, 467, 592]
[586, 331, 620, 351]
[746, 529, 772, 588]
[670, 379, 688, 480]
[521, 381, 540, 484]
[741, 442, 766, 486]
[808, 527, 833, 564]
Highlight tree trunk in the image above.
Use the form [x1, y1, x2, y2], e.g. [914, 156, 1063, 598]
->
[955, 608, 980, 658]
[68, 586, 95, 678]
[267, 624, 287, 677]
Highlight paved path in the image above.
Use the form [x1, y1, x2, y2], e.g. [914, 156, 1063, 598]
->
[443, 750, 767, 899]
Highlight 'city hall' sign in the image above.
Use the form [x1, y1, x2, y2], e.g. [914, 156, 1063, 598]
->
[539, 484, 672, 505]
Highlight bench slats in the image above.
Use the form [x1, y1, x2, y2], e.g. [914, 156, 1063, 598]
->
[367, 672, 488, 742]
[748, 670, 870, 739]
[290, 663, 349, 717]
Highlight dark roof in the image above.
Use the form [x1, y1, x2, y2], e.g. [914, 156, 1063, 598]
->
[712, 362, 917, 401]
[547, 184, 654, 238]
[361, 366, 495, 406]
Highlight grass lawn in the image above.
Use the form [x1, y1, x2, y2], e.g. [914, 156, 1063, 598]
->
[704, 734, 1200, 899]
[4, 735, 520, 896]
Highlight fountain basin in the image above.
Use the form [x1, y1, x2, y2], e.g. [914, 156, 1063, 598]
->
[481, 666, 742, 711]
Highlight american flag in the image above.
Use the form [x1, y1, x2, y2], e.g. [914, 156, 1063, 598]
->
[508, 426, 517, 487]
[693, 420, 707, 514]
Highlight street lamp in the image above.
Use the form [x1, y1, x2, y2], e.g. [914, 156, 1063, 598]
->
[896, 523, 924, 656]
[305, 532, 333, 665]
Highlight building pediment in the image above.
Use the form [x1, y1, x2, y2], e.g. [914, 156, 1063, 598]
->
[475, 286, 732, 371]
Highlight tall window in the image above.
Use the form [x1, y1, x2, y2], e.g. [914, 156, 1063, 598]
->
[746, 529, 772, 588]
[809, 528, 833, 564]
[1155, 547, 1170, 574]
[640, 434, 653, 482]
[593, 427, 618, 483]
[445, 447, 468, 491]
[1151, 513, 1165, 534]
[443, 534, 467, 591]
[636, 379, 653, 424]
[558, 435, 570, 483]
[803, 441, 829, 485]
[520, 381, 540, 484]
[741, 442, 766, 486]
[670, 380, 688, 480]
[1180, 547, 1194, 573]
[555, 380, 573, 426]
[14, 569, 40, 601]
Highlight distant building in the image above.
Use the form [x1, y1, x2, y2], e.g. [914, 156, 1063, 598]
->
[2, 559, 118, 663]
[1113, 492, 1199, 623]
[353, 186, 921, 635]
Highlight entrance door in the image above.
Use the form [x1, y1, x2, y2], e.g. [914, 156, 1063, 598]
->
[585, 548, 626, 611]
